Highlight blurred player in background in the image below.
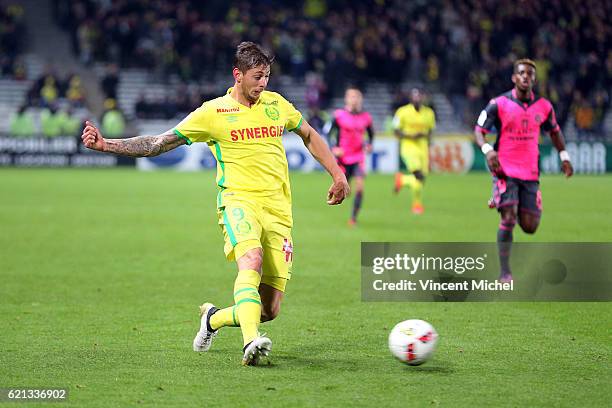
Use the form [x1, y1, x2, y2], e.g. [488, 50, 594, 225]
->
[325, 86, 374, 226]
[81, 42, 349, 366]
[393, 88, 436, 214]
[474, 59, 573, 282]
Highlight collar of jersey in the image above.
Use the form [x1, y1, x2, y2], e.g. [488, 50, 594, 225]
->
[344, 108, 363, 115]
[225, 87, 263, 109]
[408, 103, 423, 112]
[511, 88, 535, 102]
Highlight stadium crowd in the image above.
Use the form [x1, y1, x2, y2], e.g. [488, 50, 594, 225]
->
[133, 82, 217, 120]
[8, 0, 599, 136]
[0, 1, 26, 79]
[8, 65, 126, 138]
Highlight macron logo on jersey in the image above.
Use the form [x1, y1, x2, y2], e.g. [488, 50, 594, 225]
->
[230, 126, 285, 142]
[217, 107, 240, 113]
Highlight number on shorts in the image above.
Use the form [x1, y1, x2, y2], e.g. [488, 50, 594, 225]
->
[232, 207, 245, 221]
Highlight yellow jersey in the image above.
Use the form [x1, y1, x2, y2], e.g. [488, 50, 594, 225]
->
[173, 88, 303, 207]
[392, 103, 436, 149]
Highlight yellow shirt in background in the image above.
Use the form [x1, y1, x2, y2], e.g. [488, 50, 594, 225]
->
[393, 103, 436, 150]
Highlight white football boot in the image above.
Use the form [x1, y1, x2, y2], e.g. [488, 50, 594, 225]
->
[242, 335, 272, 366]
[193, 303, 219, 352]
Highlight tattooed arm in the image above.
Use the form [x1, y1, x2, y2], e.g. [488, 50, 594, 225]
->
[81, 120, 186, 157]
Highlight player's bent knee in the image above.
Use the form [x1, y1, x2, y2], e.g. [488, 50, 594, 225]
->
[261, 303, 281, 322]
[502, 215, 517, 226]
[237, 247, 264, 271]
[518, 212, 540, 234]
[520, 222, 539, 234]
[500, 208, 517, 223]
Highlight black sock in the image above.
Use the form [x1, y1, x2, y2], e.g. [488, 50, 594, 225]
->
[497, 221, 514, 275]
[352, 191, 363, 220]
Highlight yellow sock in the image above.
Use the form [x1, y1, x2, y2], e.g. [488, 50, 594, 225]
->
[234, 269, 262, 346]
[401, 174, 417, 188]
[412, 179, 423, 205]
[209, 306, 239, 330]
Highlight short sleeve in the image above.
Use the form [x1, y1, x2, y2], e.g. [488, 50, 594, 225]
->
[392, 108, 403, 129]
[279, 96, 303, 132]
[173, 103, 214, 144]
[474, 99, 499, 133]
[541, 103, 561, 133]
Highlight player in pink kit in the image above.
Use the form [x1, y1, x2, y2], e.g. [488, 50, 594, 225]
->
[326, 87, 375, 226]
[474, 59, 574, 282]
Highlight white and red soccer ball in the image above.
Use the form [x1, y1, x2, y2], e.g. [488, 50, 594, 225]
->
[388, 319, 438, 365]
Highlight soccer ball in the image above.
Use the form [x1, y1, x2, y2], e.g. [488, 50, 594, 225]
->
[388, 319, 438, 365]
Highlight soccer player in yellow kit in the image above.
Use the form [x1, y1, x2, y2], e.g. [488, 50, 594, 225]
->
[393, 88, 436, 214]
[81, 42, 350, 366]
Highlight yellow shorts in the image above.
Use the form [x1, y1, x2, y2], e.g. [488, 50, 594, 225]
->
[400, 140, 429, 175]
[217, 190, 293, 292]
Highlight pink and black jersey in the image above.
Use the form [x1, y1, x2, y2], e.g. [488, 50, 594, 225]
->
[475, 89, 560, 181]
[327, 109, 374, 165]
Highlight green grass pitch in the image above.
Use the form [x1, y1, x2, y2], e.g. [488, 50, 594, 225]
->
[0, 168, 610, 407]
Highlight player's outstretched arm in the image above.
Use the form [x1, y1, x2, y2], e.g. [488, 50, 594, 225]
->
[81, 120, 186, 157]
[294, 119, 350, 205]
[549, 128, 573, 178]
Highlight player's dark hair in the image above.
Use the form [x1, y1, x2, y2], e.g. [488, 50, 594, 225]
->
[346, 85, 362, 93]
[234, 42, 274, 72]
[514, 58, 537, 73]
